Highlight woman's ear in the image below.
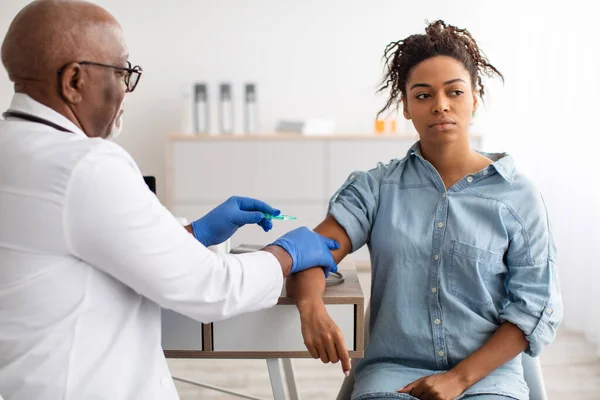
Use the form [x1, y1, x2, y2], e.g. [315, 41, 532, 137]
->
[402, 96, 411, 120]
[472, 95, 478, 116]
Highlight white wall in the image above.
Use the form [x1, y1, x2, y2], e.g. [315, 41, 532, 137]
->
[0, 0, 515, 197]
[1, 1, 598, 348]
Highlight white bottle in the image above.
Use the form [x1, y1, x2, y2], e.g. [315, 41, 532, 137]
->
[219, 83, 234, 134]
[244, 83, 258, 134]
[193, 83, 209, 134]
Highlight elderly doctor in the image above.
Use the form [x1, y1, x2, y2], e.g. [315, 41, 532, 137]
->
[0, 1, 340, 399]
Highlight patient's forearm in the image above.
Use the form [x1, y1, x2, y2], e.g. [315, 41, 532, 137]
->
[286, 268, 327, 311]
[286, 215, 352, 310]
[452, 321, 528, 388]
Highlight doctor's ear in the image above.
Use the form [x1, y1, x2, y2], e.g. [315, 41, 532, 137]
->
[58, 63, 84, 104]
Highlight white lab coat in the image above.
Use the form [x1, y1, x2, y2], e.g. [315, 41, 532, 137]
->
[0, 94, 284, 400]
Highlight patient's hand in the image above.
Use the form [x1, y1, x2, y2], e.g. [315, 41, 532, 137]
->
[397, 371, 467, 400]
[298, 300, 351, 376]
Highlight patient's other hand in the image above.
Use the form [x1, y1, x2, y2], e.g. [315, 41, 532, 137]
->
[298, 300, 351, 376]
[397, 371, 467, 399]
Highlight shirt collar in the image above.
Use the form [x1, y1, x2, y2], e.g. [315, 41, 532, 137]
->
[6, 93, 88, 138]
[407, 141, 517, 184]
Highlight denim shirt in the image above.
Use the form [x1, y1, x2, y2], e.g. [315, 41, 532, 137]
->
[328, 142, 563, 400]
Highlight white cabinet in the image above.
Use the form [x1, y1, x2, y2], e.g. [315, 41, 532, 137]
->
[212, 304, 355, 352]
[161, 309, 204, 351]
[162, 261, 365, 358]
[172, 140, 325, 202]
[166, 135, 481, 265]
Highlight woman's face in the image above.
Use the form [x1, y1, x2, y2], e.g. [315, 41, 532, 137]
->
[403, 55, 477, 144]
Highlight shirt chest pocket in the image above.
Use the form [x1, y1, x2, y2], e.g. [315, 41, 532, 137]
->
[448, 241, 507, 307]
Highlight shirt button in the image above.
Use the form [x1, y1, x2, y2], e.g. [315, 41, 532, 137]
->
[161, 377, 171, 388]
[467, 176, 473, 183]
[434, 255, 439, 261]
[437, 222, 444, 228]
[483, 170, 489, 176]
[431, 287, 437, 294]
[546, 307, 553, 314]
[349, 174, 355, 181]
[442, 193, 447, 198]
[438, 351, 445, 357]
[434, 319, 441, 325]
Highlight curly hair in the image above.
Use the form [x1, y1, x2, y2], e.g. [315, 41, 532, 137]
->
[377, 20, 503, 117]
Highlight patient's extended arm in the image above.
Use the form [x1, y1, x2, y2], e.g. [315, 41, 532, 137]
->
[286, 214, 353, 375]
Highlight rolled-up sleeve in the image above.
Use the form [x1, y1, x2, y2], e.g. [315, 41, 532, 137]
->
[500, 193, 563, 357]
[328, 164, 385, 253]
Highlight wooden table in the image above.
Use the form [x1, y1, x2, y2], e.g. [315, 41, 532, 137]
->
[161, 261, 365, 399]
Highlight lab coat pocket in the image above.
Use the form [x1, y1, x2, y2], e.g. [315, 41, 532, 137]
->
[449, 241, 506, 307]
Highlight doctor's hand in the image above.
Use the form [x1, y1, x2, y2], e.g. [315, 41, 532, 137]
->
[191, 196, 280, 247]
[270, 227, 339, 276]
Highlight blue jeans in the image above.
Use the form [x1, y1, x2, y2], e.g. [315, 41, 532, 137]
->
[356, 395, 515, 400]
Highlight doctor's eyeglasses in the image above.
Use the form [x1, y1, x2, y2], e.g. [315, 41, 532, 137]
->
[57, 61, 143, 93]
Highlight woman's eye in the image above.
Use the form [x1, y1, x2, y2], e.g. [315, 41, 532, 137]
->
[450, 90, 464, 97]
[416, 93, 431, 100]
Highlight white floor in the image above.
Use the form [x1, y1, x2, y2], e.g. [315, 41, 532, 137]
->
[167, 271, 600, 399]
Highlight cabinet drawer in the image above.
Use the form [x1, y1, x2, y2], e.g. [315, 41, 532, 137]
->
[161, 309, 203, 351]
[212, 304, 355, 352]
[172, 140, 325, 202]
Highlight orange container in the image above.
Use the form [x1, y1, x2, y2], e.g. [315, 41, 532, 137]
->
[389, 120, 397, 134]
[375, 119, 386, 134]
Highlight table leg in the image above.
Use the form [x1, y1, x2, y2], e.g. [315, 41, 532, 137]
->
[266, 358, 287, 400]
[282, 358, 300, 400]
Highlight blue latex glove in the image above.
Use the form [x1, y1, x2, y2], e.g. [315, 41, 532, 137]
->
[271, 227, 340, 277]
[192, 196, 280, 247]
